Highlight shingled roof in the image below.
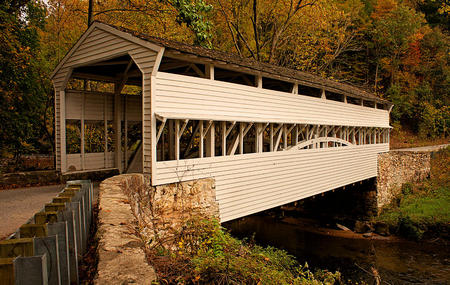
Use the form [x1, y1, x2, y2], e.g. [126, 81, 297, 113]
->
[94, 21, 391, 105]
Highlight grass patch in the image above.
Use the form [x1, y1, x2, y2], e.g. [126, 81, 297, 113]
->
[146, 217, 342, 284]
[377, 147, 450, 240]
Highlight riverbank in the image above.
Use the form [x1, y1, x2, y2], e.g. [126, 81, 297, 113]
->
[375, 146, 449, 240]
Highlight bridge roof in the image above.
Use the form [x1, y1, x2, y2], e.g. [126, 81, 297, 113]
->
[97, 21, 390, 106]
[54, 21, 391, 106]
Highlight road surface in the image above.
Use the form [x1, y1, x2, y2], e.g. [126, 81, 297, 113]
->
[394, 144, 449, 152]
[0, 184, 64, 239]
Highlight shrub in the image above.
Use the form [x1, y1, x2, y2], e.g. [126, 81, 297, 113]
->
[401, 183, 413, 195]
[146, 216, 342, 284]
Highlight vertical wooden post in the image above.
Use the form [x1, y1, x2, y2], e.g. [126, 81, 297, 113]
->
[255, 123, 263, 153]
[199, 121, 204, 158]
[59, 90, 67, 172]
[205, 64, 214, 80]
[306, 126, 310, 149]
[294, 125, 299, 146]
[321, 89, 326, 100]
[205, 122, 215, 157]
[221, 121, 226, 156]
[124, 95, 128, 169]
[114, 84, 122, 173]
[315, 125, 319, 148]
[292, 83, 299, 94]
[103, 94, 108, 167]
[255, 123, 260, 153]
[333, 128, 336, 147]
[239, 123, 244, 154]
[256, 75, 263, 88]
[269, 124, 274, 152]
[175, 120, 180, 160]
[161, 125, 165, 160]
[283, 125, 288, 149]
[168, 120, 174, 160]
[81, 90, 85, 170]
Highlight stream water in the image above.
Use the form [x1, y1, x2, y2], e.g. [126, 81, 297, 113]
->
[224, 215, 449, 284]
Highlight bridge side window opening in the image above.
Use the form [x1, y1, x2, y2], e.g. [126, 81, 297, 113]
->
[215, 67, 256, 87]
[159, 57, 206, 78]
[325, 91, 345, 102]
[297, 85, 322, 98]
[155, 118, 390, 162]
[263, 77, 293, 93]
[66, 120, 81, 154]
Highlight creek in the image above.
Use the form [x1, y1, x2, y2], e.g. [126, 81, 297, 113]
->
[224, 214, 449, 284]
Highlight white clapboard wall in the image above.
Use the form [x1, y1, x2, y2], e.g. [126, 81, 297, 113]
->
[156, 144, 388, 222]
[154, 72, 390, 128]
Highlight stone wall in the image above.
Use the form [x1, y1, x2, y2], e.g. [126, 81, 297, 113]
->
[95, 175, 156, 284]
[95, 174, 218, 283]
[377, 151, 431, 209]
[119, 174, 219, 249]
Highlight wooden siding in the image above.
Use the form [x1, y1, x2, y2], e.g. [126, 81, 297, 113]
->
[67, 152, 114, 171]
[126, 95, 142, 121]
[154, 72, 390, 128]
[155, 144, 389, 222]
[142, 72, 152, 174]
[65, 91, 140, 121]
[52, 25, 157, 172]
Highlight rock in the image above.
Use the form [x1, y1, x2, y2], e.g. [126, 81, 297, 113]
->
[375, 222, 390, 236]
[354, 220, 374, 233]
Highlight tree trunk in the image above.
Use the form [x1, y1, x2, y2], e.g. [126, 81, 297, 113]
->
[88, 0, 93, 26]
[374, 62, 379, 92]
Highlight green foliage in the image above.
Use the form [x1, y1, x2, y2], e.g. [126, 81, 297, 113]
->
[0, 0, 52, 158]
[377, 147, 450, 240]
[148, 216, 342, 284]
[165, 0, 213, 47]
[418, 102, 449, 138]
[386, 84, 414, 122]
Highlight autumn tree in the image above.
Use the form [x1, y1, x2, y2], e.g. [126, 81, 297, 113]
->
[0, 0, 52, 159]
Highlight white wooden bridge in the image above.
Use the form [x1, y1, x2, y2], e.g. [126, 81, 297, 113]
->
[52, 22, 392, 222]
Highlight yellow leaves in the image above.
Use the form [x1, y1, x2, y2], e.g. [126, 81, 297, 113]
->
[372, 0, 398, 20]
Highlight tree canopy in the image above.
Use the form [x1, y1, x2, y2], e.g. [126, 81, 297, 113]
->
[0, 0, 448, 159]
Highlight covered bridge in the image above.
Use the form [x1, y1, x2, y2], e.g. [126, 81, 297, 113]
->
[51, 22, 392, 222]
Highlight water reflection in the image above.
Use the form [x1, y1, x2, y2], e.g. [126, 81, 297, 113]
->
[225, 215, 449, 284]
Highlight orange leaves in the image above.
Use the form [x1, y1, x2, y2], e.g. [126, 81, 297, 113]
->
[371, 0, 398, 20]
